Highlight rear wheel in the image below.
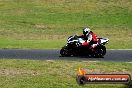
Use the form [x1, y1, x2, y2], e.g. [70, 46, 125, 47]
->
[60, 46, 71, 57]
[92, 45, 106, 58]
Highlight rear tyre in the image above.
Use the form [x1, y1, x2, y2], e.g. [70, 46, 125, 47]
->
[92, 45, 106, 58]
[60, 46, 71, 57]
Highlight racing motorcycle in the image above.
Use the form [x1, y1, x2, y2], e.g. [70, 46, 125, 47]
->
[60, 35, 109, 58]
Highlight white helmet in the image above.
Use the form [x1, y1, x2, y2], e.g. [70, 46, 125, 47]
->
[83, 27, 91, 36]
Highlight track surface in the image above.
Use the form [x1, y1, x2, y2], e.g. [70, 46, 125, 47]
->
[0, 49, 132, 62]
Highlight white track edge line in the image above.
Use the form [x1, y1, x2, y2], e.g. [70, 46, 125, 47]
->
[107, 49, 132, 50]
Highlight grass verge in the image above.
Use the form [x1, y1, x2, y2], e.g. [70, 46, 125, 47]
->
[0, 39, 65, 49]
[0, 59, 132, 88]
[0, 0, 131, 49]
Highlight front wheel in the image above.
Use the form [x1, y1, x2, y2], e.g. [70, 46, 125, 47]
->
[92, 45, 106, 58]
[60, 46, 71, 57]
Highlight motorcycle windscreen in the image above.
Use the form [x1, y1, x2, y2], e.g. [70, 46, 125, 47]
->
[78, 38, 85, 44]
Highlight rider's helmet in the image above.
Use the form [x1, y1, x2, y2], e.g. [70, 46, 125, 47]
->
[83, 27, 91, 36]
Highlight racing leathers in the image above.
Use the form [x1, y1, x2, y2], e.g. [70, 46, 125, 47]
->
[79, 31, 97, 47]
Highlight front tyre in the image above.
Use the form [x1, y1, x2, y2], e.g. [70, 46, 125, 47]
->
[92, 45, 106, 58]
[60, 46, 71, 57]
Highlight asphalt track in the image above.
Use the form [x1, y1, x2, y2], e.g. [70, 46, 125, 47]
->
[0, 49, 132, 62]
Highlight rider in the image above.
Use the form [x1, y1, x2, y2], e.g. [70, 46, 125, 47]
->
[79, 27, 98, 47]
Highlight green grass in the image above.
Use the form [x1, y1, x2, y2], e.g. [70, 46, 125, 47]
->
[0, 39, 65, 49]
[0, 0, 132, 49]
[0, 59, 132, 88]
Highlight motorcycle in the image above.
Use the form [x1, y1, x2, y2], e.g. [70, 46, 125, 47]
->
[60, 35, 109, 58]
